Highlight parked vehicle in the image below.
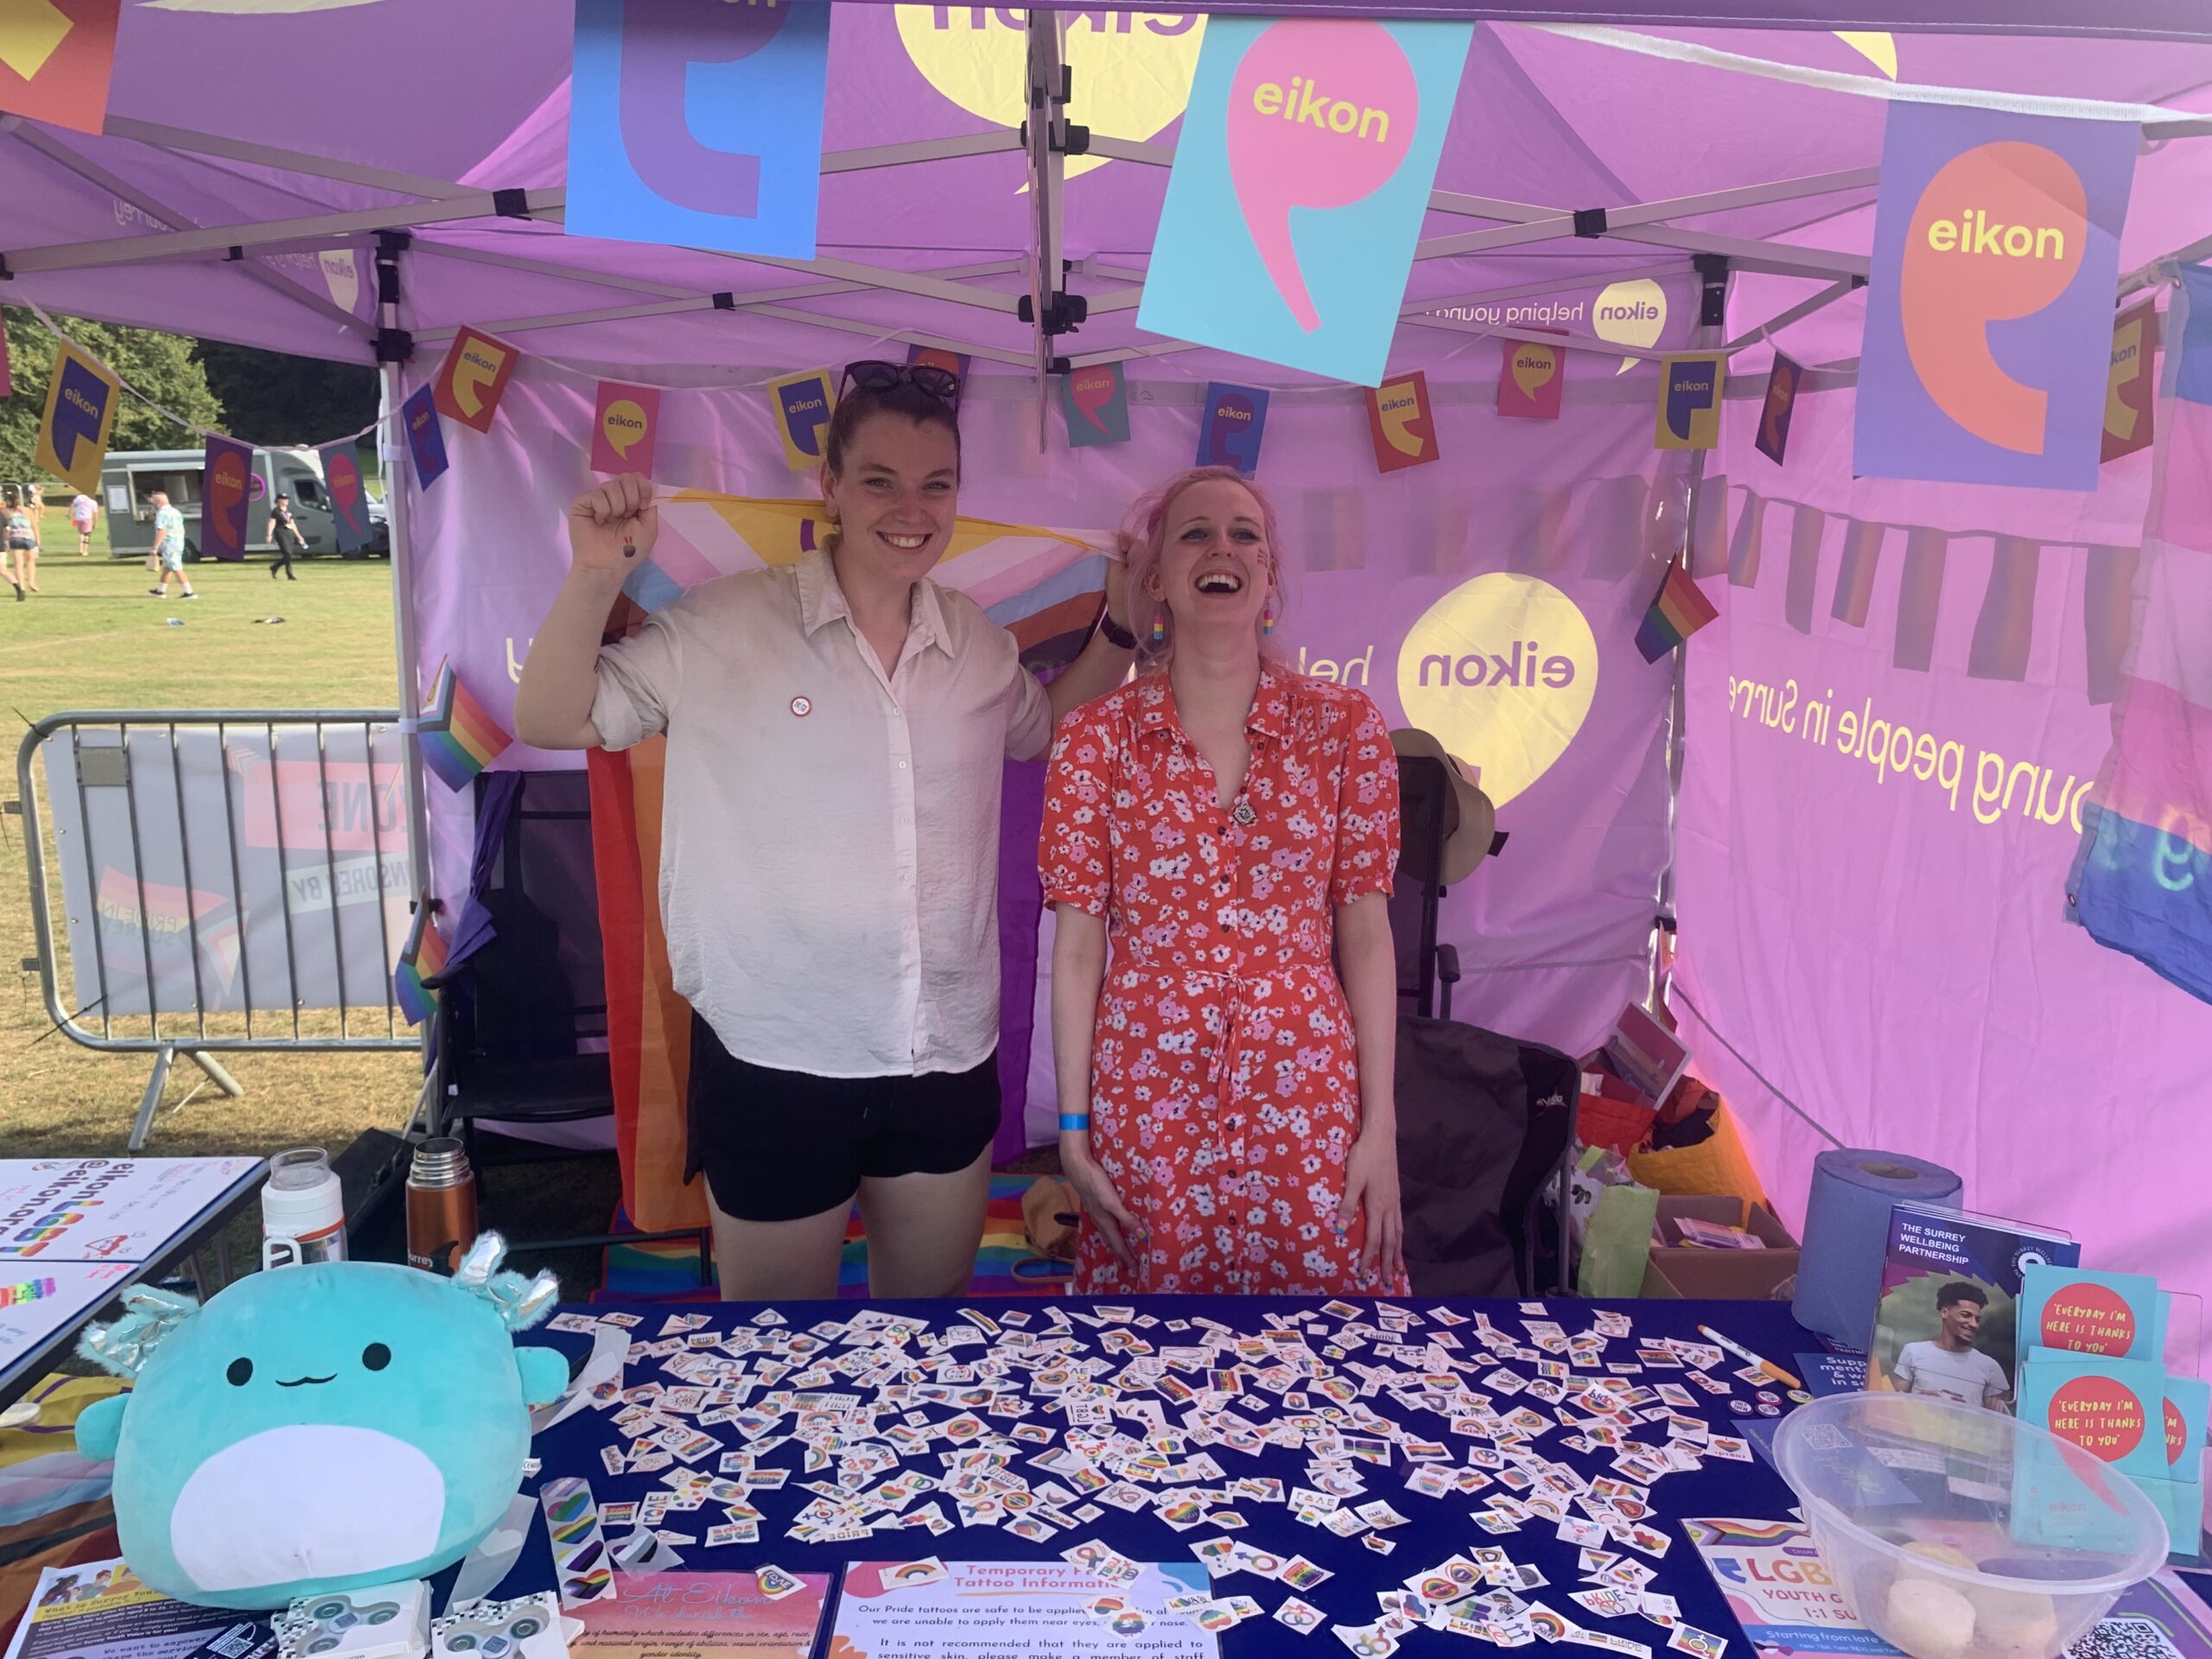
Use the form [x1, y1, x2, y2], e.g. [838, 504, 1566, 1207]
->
[96, 448, 388, 563]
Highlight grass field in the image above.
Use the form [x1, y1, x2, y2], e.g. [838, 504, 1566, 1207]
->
[0, 509, 419, 1160]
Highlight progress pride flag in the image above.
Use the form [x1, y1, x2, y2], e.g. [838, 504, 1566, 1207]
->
[1855, 103, 2136, 489]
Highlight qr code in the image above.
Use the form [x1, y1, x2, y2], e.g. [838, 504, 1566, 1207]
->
[207, 1625, 263, 1659]
[1802, 1423, 1852, 1451]
[2069, 1616, 2184, 1659]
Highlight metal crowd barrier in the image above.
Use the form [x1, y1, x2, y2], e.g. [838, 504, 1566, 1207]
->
[14, 709, 420, 1149]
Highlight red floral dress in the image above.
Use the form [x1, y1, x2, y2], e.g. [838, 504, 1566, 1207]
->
[1039, 664, 1404, 1296]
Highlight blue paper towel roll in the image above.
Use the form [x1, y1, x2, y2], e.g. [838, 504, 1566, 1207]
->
[1792, 1148, 1963, 1349]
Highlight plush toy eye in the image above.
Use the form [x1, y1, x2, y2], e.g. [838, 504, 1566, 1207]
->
[226, 1357, 252, 1386]
[362, 1342, 391, 1371]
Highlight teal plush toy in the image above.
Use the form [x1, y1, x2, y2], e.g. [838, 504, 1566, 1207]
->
[74, 1234, 569, 1611]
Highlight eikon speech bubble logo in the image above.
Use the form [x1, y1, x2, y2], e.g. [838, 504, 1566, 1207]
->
[601, 399, 649, 459]
[1594, 278, 1666, 374]
[1396, 574, 1599, 807]
[1070, 366, 1120, 434]
[210, 452, 247, 512]
[1511, 346, 1559, 400]
[1226, 20, 1416, 334]
[1903, 141, 2087, 454]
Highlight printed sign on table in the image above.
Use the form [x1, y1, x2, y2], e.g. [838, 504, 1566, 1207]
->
[0, 0, 121, 134]
[2103, 298, 2159, 463]
[1062, 362, 1130, 448]
[1656, 353, 1725, 451]
[35, 343, 119, 497]
[1366, 371, 1439, 472]
[591, 381, 661, 475]
[568, 0, 830, 257]
[1755, 353, 1802, 464]
[434, 327, 520, 433]
[1197, 382, 1268, 475]
[768, 369, 837, 472]
[1854, 103, 2138, 488]
[317, 442, 372, 553]
[1138, 16, 1474, 386]
[199, 438, 253, 562]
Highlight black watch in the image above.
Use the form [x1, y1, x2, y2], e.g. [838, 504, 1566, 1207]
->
[1096, 608, 1138, 651]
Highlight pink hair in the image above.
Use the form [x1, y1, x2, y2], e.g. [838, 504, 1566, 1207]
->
[1122, 466, 1294, 671]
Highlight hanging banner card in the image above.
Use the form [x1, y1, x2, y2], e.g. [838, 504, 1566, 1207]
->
[590, 382, 662, 475]
[35, 344, 120, 497]
[1366, 371, 1439, 472]
[433, 327, 520, 434]
[1853, 102, 2138, 489]
[1137, 16, 1474, 386]
[567, 0, 831, 258]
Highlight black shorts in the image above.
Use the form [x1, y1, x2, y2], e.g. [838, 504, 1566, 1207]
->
[686, 1019, 1001, 1222]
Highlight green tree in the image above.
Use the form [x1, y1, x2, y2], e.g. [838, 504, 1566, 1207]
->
[0, 307, 225, 486]
[195, 340, 376, 449]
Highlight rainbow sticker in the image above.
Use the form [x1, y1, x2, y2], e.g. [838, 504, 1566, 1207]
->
[0, 1278, 56, 1309]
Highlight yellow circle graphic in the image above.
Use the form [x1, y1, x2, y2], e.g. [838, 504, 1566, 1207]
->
[896, 7, 1206, 181]
[1396, 573, 1599, 808]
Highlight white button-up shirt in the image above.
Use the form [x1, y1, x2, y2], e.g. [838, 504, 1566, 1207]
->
[590, 546, 1053, 1077]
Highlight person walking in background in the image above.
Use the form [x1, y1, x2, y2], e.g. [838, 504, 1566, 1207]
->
[147, 492, 194, 601]
[269, 492, 302, 581]
[3, 487, 38, 596]
[70, 491, 98, 555]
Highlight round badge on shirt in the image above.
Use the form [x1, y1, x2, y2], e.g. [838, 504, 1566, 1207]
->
[791, 696, 812, 717]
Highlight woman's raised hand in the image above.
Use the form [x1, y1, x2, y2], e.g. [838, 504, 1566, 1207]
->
[566, 472, 658, 579]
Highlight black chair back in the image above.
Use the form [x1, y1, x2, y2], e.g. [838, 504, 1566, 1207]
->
[1390, 753, 1450, 1017]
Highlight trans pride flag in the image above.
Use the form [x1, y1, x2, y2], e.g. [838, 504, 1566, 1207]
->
[637, 493, 1112, 673]
[2069, 265, 2212, 1001]
[418, 660, 514, 792]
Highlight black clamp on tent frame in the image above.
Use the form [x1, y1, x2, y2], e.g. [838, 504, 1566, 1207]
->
[1654, 912, 1678, 936]
[1573, 207, 1608, 238]
[1059, 124, 1091, 156]
[491, 188, 531, 219]
[0, 255, 12, 280]
[1693, 251, 1728, 327]
[1019, 291, 1088, 337]
[224, 245, 245, 262]
[373, 231, 413, 360]
[712, 292, 735, 311]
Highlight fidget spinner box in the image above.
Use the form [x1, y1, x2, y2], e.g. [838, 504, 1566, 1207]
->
[275, 1580, 432, 1659]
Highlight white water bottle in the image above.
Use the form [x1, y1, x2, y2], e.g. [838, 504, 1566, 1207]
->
[261, 1147, 347, 1268]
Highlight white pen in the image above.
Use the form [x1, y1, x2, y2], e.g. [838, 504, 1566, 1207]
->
[1696, 1323, 1803, 1389]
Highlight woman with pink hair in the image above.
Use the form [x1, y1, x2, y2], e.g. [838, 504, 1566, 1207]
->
[1039, 467, 1406, 1294]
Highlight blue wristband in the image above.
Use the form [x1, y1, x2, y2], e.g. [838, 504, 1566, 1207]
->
[1059, 1114, 1091, 1133]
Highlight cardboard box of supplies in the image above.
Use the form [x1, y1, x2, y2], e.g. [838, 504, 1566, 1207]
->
[1643, 1196, 1801, 1300]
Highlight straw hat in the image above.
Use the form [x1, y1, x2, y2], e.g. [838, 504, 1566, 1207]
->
[1389, 728, 1497, 886]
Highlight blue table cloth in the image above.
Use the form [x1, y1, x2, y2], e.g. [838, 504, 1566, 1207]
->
[483, 1295, 1821, 1657]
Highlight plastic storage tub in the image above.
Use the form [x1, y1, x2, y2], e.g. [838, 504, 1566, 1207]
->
[1774, 1392, 2168, 1659]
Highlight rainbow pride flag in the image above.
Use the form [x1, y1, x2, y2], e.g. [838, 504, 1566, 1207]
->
[1635, 559, 1720, 663]
[2069, 264, 2212, 1001]
[392, 900, 448, 1027]
[419, 660, 513, 792]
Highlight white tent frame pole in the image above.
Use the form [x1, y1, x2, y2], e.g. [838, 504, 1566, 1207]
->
[731, 250, 1024, 313]
[101, 116, 483, 200]
[1722, 276, 1862, 352]
[375, 246, 435, 977]
[10, 124, 375, 340]
[736, 302, 1037, 367]
[822, 130, 1023, 172]
[410, 258, 1031, 348]
[1651, 261, 1732, 1011]
[1024, 10, 1069, 450]
[5, 188, 568, 272]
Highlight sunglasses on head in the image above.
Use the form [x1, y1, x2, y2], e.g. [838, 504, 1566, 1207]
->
[841, 359, 962, 410]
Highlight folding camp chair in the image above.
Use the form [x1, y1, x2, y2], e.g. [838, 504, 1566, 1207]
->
[1389, 751, 1460, 1019]
[429, 769, 708, 1266]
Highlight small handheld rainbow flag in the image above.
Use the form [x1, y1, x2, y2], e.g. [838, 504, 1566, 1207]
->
[392, 900, 448, 1027]
[1636, 560, 1720, 663]
[418, 660, 513, 791]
